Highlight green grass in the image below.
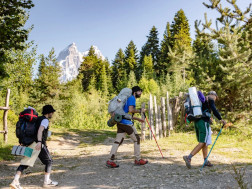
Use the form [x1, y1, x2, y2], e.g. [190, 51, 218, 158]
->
[0, 121, 19, 161]
[140, 131, 252, 161]
[0, 144, 15, 161]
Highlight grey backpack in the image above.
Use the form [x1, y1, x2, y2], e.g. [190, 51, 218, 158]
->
[108, 88, 132, 120]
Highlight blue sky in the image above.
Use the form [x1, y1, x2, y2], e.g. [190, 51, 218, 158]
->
[26, 0, 250, 63]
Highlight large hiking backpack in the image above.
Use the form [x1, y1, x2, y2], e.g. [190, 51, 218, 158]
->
[184, 87, 205, 123]
[16, 108, 39, 146]
[107, 88, 132, 126]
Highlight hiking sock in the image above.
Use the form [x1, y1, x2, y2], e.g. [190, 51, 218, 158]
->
[44, 174, 50, 183]
[188, 154, 193, 160]
[14, 174, 20, 182]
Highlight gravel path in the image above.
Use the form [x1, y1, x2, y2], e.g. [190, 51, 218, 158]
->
[0, 133, 251, 189]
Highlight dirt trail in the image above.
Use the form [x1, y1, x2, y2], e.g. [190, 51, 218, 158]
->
[0, 132, 251, 189]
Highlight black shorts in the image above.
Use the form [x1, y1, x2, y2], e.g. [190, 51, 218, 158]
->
[38, 145, 53, 165]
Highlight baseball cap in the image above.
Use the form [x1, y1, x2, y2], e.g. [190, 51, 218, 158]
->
[208, 91, 218, 97]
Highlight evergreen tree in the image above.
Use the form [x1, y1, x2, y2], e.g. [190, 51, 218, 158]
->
[142, 54, 154, 79]
[87, 73, 96, 91]
[94, 58, 110, 93]
[34, 48, 61, 103]
[116, 70, 128, 92]
[111, 48, 125, 91]
[148, 79, 160, 96]
[127, 70, 137, 88]
[160, 22, 172, 75]
[138, 76, 149, 93]
[124, 41, 139, 75]
[171, 69, 185, 96]
[170, 9, 192, 49]
[38, 54, 46, 76]
[100, 64, 108, 96]
[140, 26, 160, 76]
[168, 9, 193, 87]
[160, 73, 173, 97]
[79, 46, 99, 91]
[197, 0, 252, 111]
[191, 32, 218, 87]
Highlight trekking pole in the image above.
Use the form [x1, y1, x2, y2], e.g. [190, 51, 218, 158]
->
[143, 113, 164, 158]
[200, 123, 225, 171]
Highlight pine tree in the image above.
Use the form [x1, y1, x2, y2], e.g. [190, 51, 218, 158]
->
[38, 54, 46, 76]
[160, 22, 172, 75]
[148, 79, 160, 96]
[197, 0, 252, 111]
[191, 32, 218, 87]
[87, 73, 96, 91]
[142, 54, 154, 79]
[140, 26, 160, 76]
[171, 69, 185, 96]
[160, 73, 173, 97]
[112, 48, 125, 91]
[35, 48, 61, 102]
[170, 9, 192, 49]
[94, 58, 110, 92]
[124, 41, 138, 75]
[79, 46, 99, 91]
[127, 71, 137, 88]
[168, 9, 194, 87]
[100, 64, 108, 96]
[138, 76, 150, 94]
[116, 70, 128, 92]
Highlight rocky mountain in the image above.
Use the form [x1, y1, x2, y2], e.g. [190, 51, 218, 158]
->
[57, 43, 105, 82]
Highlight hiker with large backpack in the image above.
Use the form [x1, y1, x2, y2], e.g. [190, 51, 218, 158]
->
[10, 105, 58, 189]
[106, 86, 148, 168]
[183, 90, 226, 169]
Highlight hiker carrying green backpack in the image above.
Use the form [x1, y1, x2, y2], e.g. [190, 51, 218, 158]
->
[183, 89, 226, 169]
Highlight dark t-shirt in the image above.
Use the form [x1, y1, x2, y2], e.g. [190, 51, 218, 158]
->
[35, 116, 49, 144]
[202, 97, 222, 122]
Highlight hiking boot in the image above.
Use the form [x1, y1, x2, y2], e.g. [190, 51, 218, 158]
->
[183, 156, 191, 169]
[10, 181, 23, 189]
[43, 179, 58, 187]
[106, 160, 119, 168]
[135, 159, 148, 165]
[204, 160, 213, 167]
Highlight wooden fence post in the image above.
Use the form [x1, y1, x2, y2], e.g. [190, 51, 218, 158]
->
[154, 96, 159, 140]
[3, 89, 10, 143]
[161, 97, 167, 137]
[167, 92, 173, 136]
[148, 94, 154, 140]
[141, 103, 146, 141]
[180, 93, 186, 127]
[158, 105, 162, 138]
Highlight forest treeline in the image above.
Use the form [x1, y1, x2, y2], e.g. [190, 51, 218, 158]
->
[0, 0, 251, 130]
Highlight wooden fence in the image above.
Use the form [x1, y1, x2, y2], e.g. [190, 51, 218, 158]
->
[141, 91, 185, 141]
[0, 89, 10, 143]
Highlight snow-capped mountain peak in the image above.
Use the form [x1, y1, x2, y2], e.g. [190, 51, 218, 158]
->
[57, 43, 105, 83]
